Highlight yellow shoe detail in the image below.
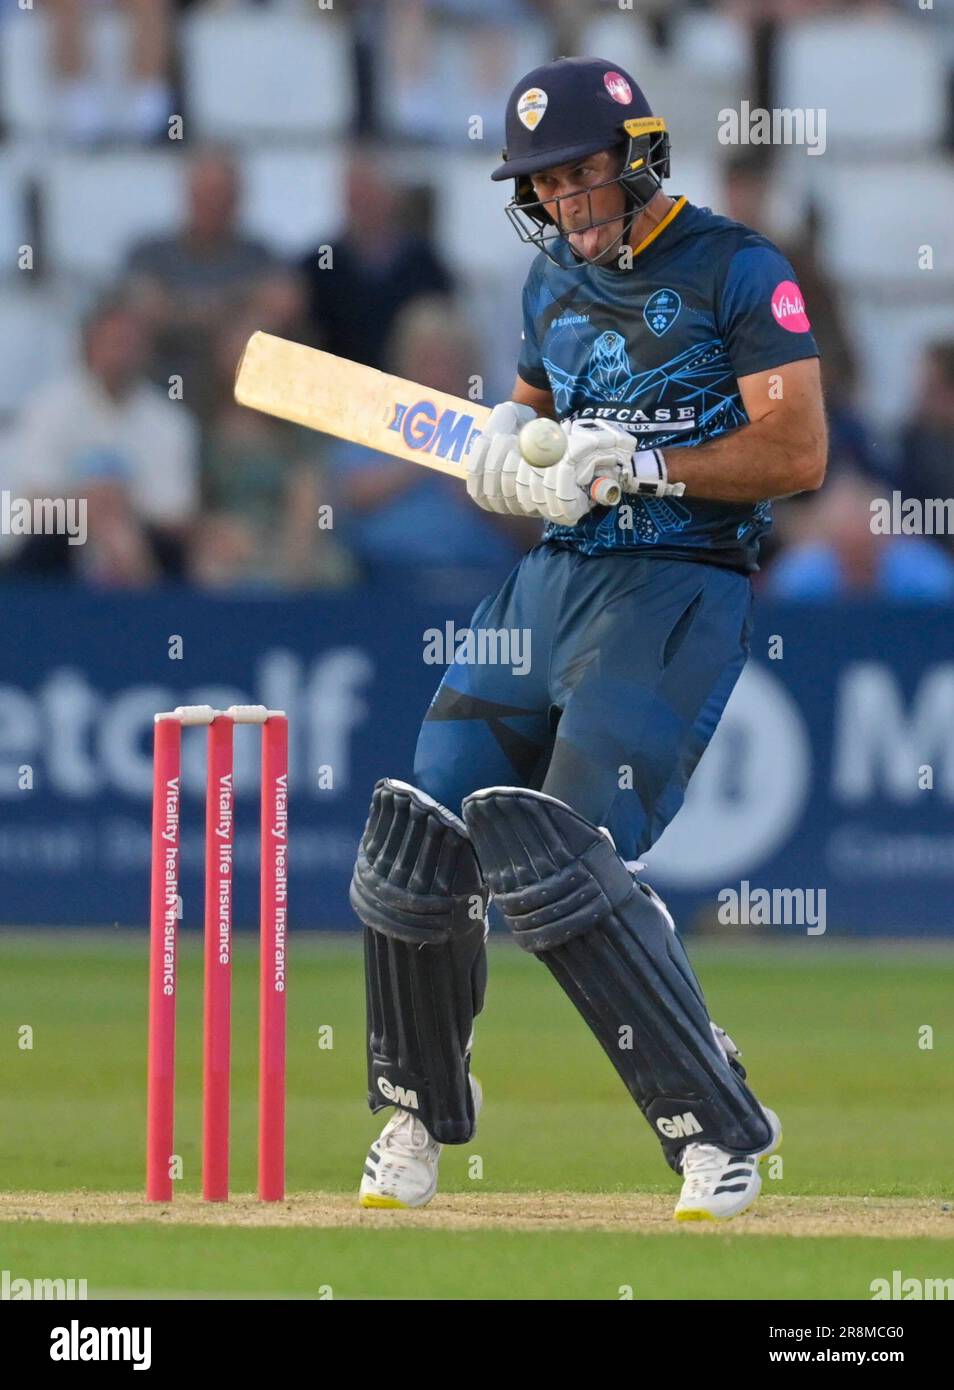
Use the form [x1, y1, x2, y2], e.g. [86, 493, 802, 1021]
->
[359, 1192, 409, 1210]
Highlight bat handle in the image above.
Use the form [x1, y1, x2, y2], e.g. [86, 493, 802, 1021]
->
[590, 474, 622, 507]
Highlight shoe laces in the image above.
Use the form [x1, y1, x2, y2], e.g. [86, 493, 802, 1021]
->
[680, 1143, 729, 1177]
[381, 1108, 436, 1156]
[679, 1143, 733, 1199]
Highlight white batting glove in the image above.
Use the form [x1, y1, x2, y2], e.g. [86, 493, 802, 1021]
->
[465, 401, 538, 516]
[466, 402, 599, 525]
[510, 419, 621, 524]
[511, 452, 599, 526]
[561, 419, 686, 498]
[467, 409, 686, 528]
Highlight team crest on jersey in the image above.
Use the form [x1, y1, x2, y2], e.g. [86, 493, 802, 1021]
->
[643, 289, 681, 337]
[516, 88, 548, 130]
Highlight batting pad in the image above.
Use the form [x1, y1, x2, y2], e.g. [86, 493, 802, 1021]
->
[462, 786, 773, 1171]
[351, 779, 488, 1145]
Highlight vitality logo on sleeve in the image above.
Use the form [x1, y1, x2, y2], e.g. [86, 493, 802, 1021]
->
[770, 281, 811, 333]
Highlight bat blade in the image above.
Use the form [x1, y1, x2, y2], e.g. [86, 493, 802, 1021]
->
[234, 332, 628, 507]
[234, 331, 488, 481]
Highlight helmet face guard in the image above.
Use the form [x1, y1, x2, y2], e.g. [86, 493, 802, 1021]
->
[503, 117, 671, 270]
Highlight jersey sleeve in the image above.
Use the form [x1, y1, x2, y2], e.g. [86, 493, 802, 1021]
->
[717, 240, 819, 379]
[516, 267, 550, 390]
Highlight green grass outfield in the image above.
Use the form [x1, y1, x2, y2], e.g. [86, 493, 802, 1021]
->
[2, 930, 953, 1299]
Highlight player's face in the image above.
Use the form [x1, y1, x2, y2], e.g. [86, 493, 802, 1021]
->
[530, 150, 627, 264]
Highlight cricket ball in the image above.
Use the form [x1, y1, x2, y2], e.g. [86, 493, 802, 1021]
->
[518, 416, 567, 468]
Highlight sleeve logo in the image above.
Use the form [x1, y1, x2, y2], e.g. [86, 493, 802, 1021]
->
[770, 280, 811, 333]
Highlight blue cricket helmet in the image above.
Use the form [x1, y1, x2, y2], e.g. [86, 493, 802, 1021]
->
[491, 56, 671, 266]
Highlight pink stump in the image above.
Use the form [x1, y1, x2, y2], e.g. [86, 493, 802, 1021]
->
[147, 716, 181, 1202]
[203, 714, 234, 1201]
[259, 715, 288, 1201]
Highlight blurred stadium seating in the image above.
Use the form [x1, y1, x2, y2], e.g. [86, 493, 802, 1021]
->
[0, 0, 951, 588]
[1, 1, 953, 935]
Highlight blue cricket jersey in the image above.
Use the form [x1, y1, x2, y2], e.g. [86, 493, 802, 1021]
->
[517, 197, 819, 572]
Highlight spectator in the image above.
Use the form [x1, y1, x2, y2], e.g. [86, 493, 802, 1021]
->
[7, 295, 198, 585]
[327, 296, 541, 572]
[897, 341, 954, 560]
[126, 148, 301, 423]
[300, 146, 454, 369]
[194, 316, 359, 590]
[380, 0, 545, 146]
[724, 153, 860, 400]
[723, 151, 886, 547]
[765, 471, 954, 602]
[50, 0, 174, 146]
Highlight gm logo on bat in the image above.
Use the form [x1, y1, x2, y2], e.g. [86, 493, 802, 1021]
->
[389, 399, 481, 462]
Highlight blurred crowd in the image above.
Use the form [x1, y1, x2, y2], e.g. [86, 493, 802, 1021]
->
[1, 0, 953, 599]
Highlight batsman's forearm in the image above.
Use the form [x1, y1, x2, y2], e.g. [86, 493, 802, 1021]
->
[661, 417, 827, 503]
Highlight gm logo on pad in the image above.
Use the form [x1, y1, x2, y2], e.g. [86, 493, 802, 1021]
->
[377, 1075, 419, 1109]
[656, 1111, 703, 1139]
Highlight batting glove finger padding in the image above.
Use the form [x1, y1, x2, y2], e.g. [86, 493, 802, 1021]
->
[515, 458, 594, 525]
[466, 400, 537, 515]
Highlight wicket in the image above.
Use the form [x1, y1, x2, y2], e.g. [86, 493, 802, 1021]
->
[147, 704, 289, 1203]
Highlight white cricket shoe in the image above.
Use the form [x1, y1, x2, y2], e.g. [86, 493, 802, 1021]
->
[674, 1107, 782, 1222]
[358, 1076, 482, 1210]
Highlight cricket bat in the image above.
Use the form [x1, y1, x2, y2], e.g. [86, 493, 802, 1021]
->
[234, 331, 623, 507]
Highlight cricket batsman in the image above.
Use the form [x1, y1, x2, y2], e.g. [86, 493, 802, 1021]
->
[351, 57, 826, 1220]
